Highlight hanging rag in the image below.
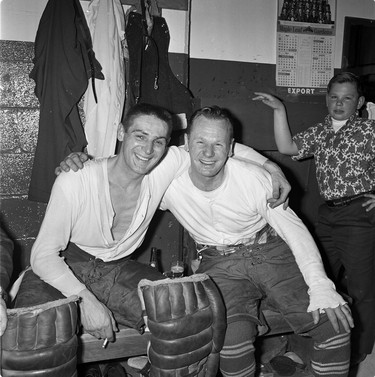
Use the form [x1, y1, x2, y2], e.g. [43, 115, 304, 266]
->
[28, 0, 104, 203]
[83, 0, 126, 158]
[125, 7, 195, 127]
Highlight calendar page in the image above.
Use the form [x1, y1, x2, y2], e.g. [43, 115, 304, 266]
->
[276, 0, 336, 97]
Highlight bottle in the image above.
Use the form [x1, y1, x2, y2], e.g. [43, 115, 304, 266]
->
[149, 247, 159, 270]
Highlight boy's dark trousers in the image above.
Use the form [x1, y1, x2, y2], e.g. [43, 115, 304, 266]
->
[316, 199, 375, 355]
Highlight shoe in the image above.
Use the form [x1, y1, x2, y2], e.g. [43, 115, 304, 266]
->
[284, 351, 306, 369]
[79, 364, 102, 377]
[102, 362, 127, 377]
[269, 356, 296, 376]
[127, 356, 151, 376]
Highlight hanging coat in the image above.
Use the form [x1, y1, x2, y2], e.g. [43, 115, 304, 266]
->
[125, 11, 195, 124]
[83, 0, 126, 158]
[28, 0, 104, 203]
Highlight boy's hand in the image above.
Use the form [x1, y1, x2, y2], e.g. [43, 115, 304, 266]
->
[55, 152, 89, 176]
[253, 92, 284, 110]
[362, 194, 375, 212]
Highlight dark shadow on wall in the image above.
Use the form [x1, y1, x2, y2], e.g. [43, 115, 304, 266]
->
[131, 210, 183, 273]
[227, 109, 243, 142]
[261, 151, 324, 234]
[0, 214, 26, 289]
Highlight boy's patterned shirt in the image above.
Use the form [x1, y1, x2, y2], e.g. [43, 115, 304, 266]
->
[292, 114, 375, 200]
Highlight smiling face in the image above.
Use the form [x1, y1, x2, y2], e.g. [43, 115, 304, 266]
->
[186, 115, 234, 191]
[118, 114, 169, 177]
[326, 82, 365, 121]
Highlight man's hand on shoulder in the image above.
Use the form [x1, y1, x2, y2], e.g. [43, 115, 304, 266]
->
[78, 289, 118, 342]
[55, 152, 89, 176]
[263, 160, 291, 209]
[311, 304, 354, 334]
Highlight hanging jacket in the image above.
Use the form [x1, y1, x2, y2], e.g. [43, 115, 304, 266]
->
[28, 0, 104, 203]
[125, 11, 195, 124]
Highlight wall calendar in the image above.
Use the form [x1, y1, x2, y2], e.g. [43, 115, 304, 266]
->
[276, 0, 336, 96]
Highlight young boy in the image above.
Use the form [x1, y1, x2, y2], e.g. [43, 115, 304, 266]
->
[253, 72, 375, 366]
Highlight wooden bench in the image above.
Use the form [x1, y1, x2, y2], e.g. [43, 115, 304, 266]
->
[78, 327, 151, 364]
[77, 308, 293, 365]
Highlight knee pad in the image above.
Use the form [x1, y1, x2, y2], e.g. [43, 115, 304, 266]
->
[138, 274, 226, 377]
[1, 296, 79, 377]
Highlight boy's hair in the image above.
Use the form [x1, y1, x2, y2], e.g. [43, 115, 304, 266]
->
[123, 103, 173, 139]
[187, 106, 234, 140]
[327, 72, 364, 97]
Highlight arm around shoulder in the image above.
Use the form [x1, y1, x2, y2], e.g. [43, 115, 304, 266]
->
[232, 143, 290, 208]
[55, 151, 89, 176]
[263, 160, 291, 208]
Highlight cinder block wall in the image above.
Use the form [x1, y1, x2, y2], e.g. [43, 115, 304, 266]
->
[0, 40, 47, 279]
[0, 39, 184, 280]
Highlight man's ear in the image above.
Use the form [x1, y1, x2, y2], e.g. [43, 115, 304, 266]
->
[357, 96, 365, 110]
[184, 133, 189, 151]
[228, 139, 235, 157]
[117, 123, 125, 141]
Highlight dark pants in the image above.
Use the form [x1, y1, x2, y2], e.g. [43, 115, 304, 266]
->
[14, 243, 163, 331]
[315, 200, 375, 354]
[196, 235, 351, 376]
[197, 235, 327, 334]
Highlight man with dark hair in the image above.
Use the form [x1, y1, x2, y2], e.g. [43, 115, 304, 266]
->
[16, 103, 178, 340]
